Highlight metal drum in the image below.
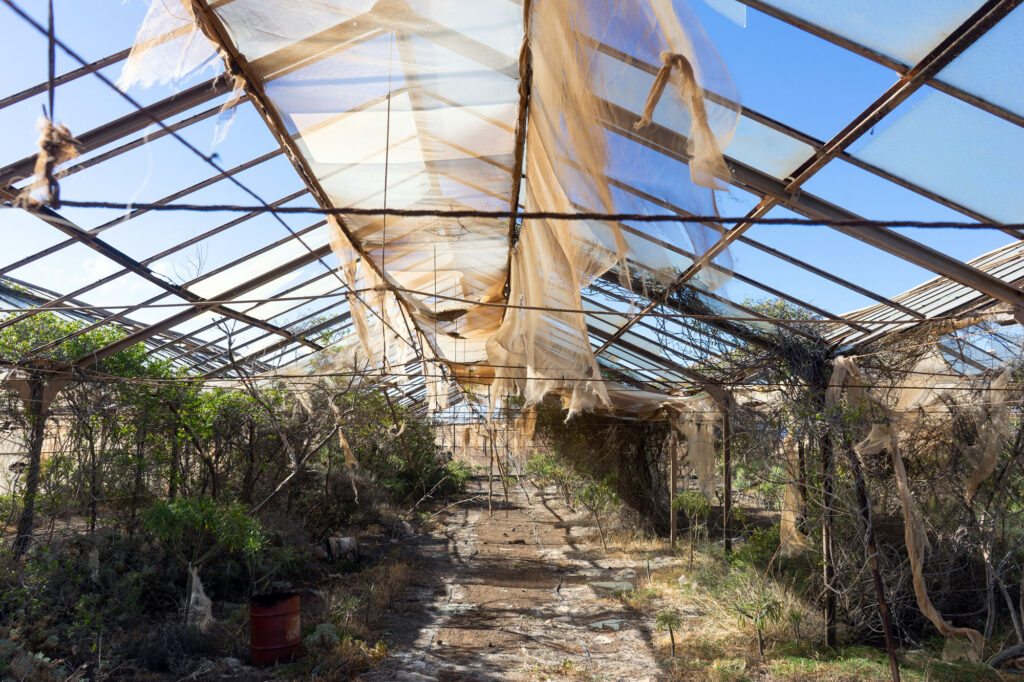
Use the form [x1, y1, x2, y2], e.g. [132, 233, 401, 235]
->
[249, 592, 300, 666]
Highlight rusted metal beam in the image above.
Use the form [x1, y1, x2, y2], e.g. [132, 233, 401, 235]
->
[0, 189, 324, 358]
[586, 164, 925, 320]
[600, 100, 1024, 313]
[588, 36, 1015, 236]
[0, 78, 231, 188]
[736, 0, 1024, 131]
[155, 266, 342, 363]
[0, 47, 131, 111]
[192, 0, 438, 366]
[784, 0, 1022, 189]
[75, 242, 333, 367]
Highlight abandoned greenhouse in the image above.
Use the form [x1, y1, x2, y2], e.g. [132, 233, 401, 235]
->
[1, 0, 1023, 679]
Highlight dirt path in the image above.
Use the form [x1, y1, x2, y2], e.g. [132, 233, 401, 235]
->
[365, 479, 666, 681]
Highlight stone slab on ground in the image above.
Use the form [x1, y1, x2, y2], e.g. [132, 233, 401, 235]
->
[363, 481, 664, 681]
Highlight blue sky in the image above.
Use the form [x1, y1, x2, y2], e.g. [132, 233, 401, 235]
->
[0, 0, 1019, 342]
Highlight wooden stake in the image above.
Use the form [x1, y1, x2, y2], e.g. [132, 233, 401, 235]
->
[492, 429, 510, 507]
[849, 446, 901, 682]
[487, 431, 494, 516]
[670, 428, 678, 549]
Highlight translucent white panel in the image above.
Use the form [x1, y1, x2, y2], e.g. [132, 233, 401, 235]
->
[74, 273, 165, 310]
[246, 276, 344, 320]
[850, 90, 1024, 223]
[728, 117, 813, 180]
[235, 331, 286, 356]
[759, 0, 986, 66]
[704, 0, 747, 26]
[294, 94, 423, 164]
[938, 5, 1024, 118]
[169, 312, 228, 341]
[216, 0, 375, 62]
[407, 0, 522, 60]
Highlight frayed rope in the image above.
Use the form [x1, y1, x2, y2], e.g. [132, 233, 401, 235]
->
[14, 118, 78, 209]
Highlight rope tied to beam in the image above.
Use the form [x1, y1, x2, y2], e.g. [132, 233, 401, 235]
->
[15, 0, 78, 209]
[14, 119, 79, 209]
[634, 51, 729, 189]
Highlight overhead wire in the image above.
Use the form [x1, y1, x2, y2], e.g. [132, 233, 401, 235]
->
[1, 284, 1019, 327]
[1, 0, 1020, 412]
[4, 200, 1022, 232]
[1, 0, 421, 361]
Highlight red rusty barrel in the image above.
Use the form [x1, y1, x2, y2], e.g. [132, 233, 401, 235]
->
[249, 592, 300, 666]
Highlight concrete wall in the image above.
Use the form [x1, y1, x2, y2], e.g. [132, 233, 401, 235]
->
[437, 423, 539, 473]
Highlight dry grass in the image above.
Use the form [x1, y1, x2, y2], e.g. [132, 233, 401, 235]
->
[583, 527, 1002, 681]
[279, 553, 415, 679]
[531, 657, 597, 680]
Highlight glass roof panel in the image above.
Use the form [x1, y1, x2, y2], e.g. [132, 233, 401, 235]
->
[216, 0, 375, 62]
[848, 89, 1024, 224]
[802, 157, 1013, 260]
[187, 223, 330, 299]
[937, 5, 1024, 119]
[687, 0, 895, 140]
[754, 0, 987, 66]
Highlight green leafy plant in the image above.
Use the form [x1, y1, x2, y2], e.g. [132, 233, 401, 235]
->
[573, 477, 620, 549]
[788, 607, 803, 640]
[673, 490, 710, 568]
[655, 609, 683, 658]
[143, 498, 266, 620]
[526, 453, 579, 506]
[733, 591, 783, 659]
[332, 594, 365, 634]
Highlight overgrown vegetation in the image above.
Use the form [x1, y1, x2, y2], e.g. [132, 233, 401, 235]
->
[526, 292, 1024, 676]
[0, 312, 467, 678]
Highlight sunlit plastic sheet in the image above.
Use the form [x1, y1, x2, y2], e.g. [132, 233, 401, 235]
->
[118, 0, 739, 418]
[937, 5, 1024, 119]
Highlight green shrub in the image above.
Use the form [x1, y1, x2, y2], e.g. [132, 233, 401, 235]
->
[731, 526, 780, 569]
[574, 476, 620, 549]
[143, 498, 267, 570]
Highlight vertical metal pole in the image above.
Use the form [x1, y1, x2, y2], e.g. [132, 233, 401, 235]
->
[487, 429, 493, 516]
[669, 428, 678, 549]
[723, 410, 732, 553]
[821, 433, 837, 647]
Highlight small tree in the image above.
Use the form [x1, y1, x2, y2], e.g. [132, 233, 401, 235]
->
[574, 477, 620, 550]
[733, 591, 782, 659]
[673, 490, 710, 569]
[655, 609, 683, 658]
[143, 498, 266, 622]
[332, 594, 365, 635]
